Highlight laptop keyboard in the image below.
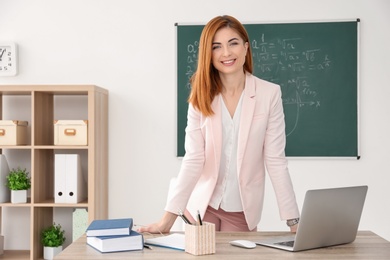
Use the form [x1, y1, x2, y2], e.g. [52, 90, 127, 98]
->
[275, 240, 295, 247]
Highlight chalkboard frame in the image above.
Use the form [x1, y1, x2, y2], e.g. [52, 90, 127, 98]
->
[176, 19, 360, 158]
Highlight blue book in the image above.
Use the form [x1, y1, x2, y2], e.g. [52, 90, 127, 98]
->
[86, 218, 133, 237]
[87, 230, 144, 253]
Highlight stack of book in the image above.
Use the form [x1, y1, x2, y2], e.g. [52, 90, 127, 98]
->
[86, 218, 144, 253]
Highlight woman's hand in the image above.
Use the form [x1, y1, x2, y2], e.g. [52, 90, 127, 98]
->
[289, 224, 298, 233]
[137, 222, 167, 234]
[137, 211, 177, 234]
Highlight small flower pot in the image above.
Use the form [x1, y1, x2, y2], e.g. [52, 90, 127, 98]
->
[43, 246, 62, 259]
[10, 190, 27, 203]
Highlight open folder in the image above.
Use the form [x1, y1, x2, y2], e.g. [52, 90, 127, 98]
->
[144, 233, 185, 251]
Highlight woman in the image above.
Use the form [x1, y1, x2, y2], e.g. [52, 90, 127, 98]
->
[139, 15, 300, 233]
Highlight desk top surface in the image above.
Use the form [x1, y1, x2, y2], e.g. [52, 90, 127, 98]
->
[55, 231, 390, 260]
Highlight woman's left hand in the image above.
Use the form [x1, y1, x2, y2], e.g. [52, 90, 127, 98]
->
[290, 224, 298, 233]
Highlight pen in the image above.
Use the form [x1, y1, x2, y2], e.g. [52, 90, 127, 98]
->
[178, 209, 192, 224]
[197, 210, 203, 226]
[144, 244, 152, 250]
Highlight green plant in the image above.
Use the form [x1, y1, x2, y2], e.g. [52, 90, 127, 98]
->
[41, 223, 66, 247]
[6, 167, 31, 190]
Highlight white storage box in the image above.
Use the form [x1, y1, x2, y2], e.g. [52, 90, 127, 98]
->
[54, 120, 88, 145]
[0, 155, 10, 203]
[0, 120, 28, 145]
[55, 154, 87, 203]
[0, 235, 3, 255]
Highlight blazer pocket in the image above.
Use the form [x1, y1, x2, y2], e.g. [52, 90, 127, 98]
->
[253, 113, 266, 120]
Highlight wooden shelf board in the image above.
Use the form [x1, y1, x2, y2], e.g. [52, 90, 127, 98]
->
[0, 250, 30, 259]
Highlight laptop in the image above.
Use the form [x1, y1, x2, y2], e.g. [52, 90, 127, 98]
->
[255, 185, 368, 252]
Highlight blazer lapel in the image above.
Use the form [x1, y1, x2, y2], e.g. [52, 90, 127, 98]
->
[237, 74, 256, 174]
[210, 95, 222, 172]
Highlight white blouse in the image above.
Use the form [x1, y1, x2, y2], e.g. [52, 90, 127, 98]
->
[209, 92, 244, 212]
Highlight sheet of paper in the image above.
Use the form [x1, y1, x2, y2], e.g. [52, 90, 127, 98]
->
[145, 233, 185, 251]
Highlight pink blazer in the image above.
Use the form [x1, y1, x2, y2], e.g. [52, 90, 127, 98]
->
[166, 73, 299, 230]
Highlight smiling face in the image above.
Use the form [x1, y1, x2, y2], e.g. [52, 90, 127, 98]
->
[211, 27, 249, 77]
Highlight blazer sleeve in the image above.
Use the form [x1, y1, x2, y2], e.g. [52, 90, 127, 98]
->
[264, 86, 300, 220]
[164, 103, 205, 214]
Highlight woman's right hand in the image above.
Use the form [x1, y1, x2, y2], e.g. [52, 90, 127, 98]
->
[137, 211, 177, 234]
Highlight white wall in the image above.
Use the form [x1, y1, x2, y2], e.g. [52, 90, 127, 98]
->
[1, 0, 389, 249]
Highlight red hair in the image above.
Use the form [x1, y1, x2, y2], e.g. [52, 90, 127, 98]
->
[188, 15, 253, 116]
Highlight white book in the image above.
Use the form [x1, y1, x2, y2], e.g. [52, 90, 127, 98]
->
[87, 230, 144, 253]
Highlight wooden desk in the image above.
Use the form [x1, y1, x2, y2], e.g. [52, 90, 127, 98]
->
[55, 231, 390, 259]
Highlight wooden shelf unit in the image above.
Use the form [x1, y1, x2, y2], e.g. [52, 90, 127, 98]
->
[0, 85, 108, 260]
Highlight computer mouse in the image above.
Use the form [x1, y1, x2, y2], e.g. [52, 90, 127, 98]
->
[229, 239, 257, 249]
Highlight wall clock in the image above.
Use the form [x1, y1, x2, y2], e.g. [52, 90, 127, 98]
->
[0, 42, 18, 76]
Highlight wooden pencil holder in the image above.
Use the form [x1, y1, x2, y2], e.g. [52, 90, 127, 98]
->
[185, 222, 215, 256]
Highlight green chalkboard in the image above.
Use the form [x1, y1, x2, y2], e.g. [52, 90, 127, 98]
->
[177, 20, 359, 157]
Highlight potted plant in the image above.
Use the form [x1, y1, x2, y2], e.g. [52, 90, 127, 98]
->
[5, 167, 31, 203]
[41, 223, 66, 259]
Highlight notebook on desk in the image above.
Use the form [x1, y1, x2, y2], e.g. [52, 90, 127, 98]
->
[256, 185, 368, 252]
